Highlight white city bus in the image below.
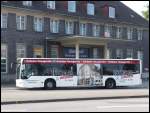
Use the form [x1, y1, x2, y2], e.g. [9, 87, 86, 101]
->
[16, 58, 142, 89]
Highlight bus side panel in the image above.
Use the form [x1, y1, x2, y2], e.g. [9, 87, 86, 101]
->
[56, 76, 78, 87]
[103, 74, 142, 87]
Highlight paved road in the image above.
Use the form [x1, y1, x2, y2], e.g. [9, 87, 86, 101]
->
[1, 79, 149, 104]
[1, 87, 149, 104]
[1, 98, 149, 112]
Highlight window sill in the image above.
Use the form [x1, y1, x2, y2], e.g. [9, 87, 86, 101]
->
[34, 31, 43, 33]
[1, 28, 7, 29]
[16, 29, 26, 32]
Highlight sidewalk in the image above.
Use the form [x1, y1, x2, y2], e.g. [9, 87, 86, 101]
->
[1, 79, 149, 105]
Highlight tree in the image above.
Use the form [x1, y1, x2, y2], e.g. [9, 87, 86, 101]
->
[142, 4, 149, 21]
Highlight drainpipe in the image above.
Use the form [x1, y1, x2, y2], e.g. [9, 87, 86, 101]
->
[45, 38, 48, 58]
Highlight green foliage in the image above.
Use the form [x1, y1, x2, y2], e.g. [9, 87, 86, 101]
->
[142, 4, 149, 21]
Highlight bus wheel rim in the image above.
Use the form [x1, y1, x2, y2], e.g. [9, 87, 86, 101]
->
[47, 82, 53, 88]
[108, 82, 114, 88]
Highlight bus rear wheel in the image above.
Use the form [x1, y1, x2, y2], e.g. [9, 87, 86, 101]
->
[105, 79, 116, 89]
[44, 80, 56, 90]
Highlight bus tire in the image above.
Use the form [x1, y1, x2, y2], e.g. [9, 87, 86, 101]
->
[105, 79, 116, 89]
[44, 79, 56, 90]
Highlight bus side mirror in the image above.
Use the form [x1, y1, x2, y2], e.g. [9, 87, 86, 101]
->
[21, 70, 28, 79]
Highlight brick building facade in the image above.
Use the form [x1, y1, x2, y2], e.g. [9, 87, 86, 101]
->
[1, 1, 149, 84]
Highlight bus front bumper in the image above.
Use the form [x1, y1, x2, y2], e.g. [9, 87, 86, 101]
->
[16, 79, 44, 88]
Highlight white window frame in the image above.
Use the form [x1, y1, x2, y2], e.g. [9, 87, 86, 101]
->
[93, 24, 100, 37]
[23, 1, 32, 6]
[127, 49, 133, 58]
[50, 19, 59, 33]
[47, 1, 55, 9]
[87, 3, 95, 15]
[138, 29, 143, 40]
[16, 15, 26, 30]
[79, 23, 87, 36]
[116, 49, 123, 59]
[116, 26, 122, 39]
[65, 21, 74, 34]
[104, 25, 112, 38]
[68, 1, 76, 13]
[1, 13, 8, 28]
[127, 27, 133, 40]
[109, 7, 115, 18]
[16, 43, 26, 58]
[34, 17, 43, 32]
[137, 51, 143, 60]
[1, 44, 7, 73]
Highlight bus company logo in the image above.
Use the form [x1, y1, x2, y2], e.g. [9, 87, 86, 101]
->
[121, 71, 133, 79]
[114, 70, 133, 78]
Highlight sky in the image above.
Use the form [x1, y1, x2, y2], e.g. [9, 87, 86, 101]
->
[121, 1, 149, 17]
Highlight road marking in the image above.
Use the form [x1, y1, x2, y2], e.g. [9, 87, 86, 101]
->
[97, 104, 148, 109]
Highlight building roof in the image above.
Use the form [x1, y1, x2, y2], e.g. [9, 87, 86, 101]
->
[1, 1, 149, 28]
[110, 1, 149, 28]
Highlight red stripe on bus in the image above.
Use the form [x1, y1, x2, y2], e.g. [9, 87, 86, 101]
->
[23, 59, 140, 64]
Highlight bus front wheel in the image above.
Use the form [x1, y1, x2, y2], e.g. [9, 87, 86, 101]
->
[105, 79, 116, 89]
[44, 79, 56, 90]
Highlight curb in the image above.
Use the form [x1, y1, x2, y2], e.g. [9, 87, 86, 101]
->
[1, 95, 149, 105]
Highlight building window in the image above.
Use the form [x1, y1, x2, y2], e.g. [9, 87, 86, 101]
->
[16, 15, 26, 30]
[79, 23, 87, 36]
[47, 1, 55, 9]
[127, 27, 133, 40]
[16, 44, 26, 58]
[1, 44, 7, 73]
[23, 1, 32, 6]
[116, 26, 122, 39]
[68, 1, 76, 13]
[33, 45, 43, 58]
[50, 19, 59, 33]
[93, 48, 99, 58]
[106, 48, 113, 59]
[127, 49, 133, 58]
[116, 49, 123, 59]
[138, 29, 143, 40]
[107, 49, 113, 59]
[51, 45, 59, 58]
[1, 13, 7, 28]
[104, 25, 112, 38]
[65, 21, 74, 34]
[137, 51, 143, 61]
[109, 7, 115, 18]
[93, 24, 100, 37]
[34, 17, 43, 32]
[87, 3, 95, 15]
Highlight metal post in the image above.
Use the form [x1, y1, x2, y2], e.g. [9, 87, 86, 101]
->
[75, 42, 79, 59]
